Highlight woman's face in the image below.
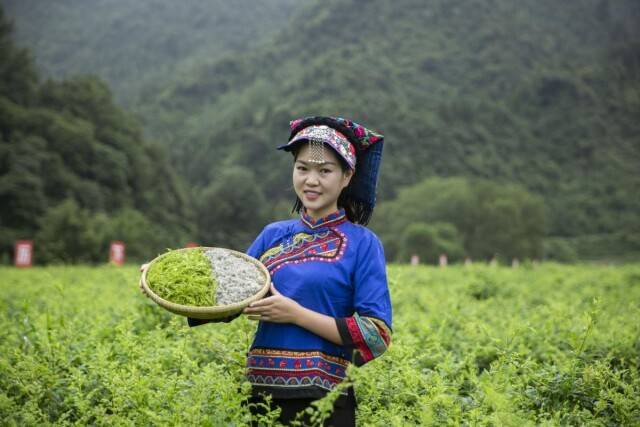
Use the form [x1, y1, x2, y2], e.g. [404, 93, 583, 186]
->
[293, 143, 353, 219]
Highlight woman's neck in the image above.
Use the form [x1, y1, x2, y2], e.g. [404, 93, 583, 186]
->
[304, 205, 339, 220]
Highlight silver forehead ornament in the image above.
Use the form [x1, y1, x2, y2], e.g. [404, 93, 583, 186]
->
[307, 126, 334, 164]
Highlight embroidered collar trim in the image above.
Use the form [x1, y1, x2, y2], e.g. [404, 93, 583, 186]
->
[301, 208, 347, 229]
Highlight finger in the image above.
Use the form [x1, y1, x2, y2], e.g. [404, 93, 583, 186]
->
[270, 282, 281, 295]
[249, 296, 276, 307]
[245, 305, 274, 317]
[244, 305, 265, 314]
[246, 315, 262, 321]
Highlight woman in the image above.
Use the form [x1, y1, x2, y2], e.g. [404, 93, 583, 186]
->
[193, 116, 393, 426]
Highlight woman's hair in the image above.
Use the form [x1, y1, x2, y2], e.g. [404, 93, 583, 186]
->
[289, 118, 367, 224]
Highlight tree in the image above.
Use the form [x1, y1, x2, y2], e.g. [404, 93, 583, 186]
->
[196, 166, 268, 251]
[0, 8, 194, 263]
[400, 222, 464, 264]
[35, 199, 101, 263]
[0, 8, 37, 104]
[371, 177, 545, 262]
[101, 208, 167, 263]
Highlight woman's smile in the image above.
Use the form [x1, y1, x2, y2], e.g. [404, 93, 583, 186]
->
[293, 143, 353, 219]
[303, 189, 321, 201]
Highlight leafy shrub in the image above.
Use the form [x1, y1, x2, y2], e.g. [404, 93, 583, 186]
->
[372, 177, 546, 262]
[1, 263, 639, 425]
[34, 199, 178, 264]
[543, 237, 578, 263]
[400, 221, 464, 263]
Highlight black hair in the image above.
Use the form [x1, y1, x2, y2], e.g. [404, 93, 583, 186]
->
[289, 116, 372, 225]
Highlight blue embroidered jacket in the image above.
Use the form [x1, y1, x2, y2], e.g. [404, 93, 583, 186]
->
[244, 209, 392, 398]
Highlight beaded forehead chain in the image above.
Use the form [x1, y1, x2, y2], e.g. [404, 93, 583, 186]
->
[308, 139, 326, 164]
[307, 126, 334, 164]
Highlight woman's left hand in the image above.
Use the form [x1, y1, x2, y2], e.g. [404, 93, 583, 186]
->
[243, 283, 302, 324]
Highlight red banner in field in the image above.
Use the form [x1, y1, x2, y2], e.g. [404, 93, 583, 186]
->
[109, 241, 125, 265]
[14, 240, 33, 267]
[185, 242, 198, 248]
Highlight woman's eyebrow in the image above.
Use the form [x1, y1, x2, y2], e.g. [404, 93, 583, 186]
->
[296, 159, 338, 166]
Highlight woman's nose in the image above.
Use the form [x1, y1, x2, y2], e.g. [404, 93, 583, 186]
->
[306, 171, 320, 185]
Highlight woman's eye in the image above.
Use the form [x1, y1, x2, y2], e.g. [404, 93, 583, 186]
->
[296, 166, 307, 171]
[321, 169, 331, 174]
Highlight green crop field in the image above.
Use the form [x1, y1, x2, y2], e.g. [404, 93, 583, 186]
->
[1, 264, 639, 426]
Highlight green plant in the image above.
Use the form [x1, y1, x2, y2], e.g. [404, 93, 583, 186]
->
[1, 263, 639, 425]
[146, 249, 217, 306]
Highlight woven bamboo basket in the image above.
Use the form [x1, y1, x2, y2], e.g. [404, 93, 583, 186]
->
[140, 247, 270, 320]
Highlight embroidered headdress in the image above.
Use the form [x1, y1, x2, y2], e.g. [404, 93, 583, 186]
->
[278, 116, 384, 225]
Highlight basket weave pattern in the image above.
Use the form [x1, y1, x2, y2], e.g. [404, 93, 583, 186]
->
[140, 247, 270, 319]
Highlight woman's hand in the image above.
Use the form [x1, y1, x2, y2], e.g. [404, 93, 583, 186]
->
[245, 283, 344, 345]
[243, 283, 303, 324]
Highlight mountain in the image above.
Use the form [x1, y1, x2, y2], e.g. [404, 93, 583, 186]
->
[4, 0, 640, 259]
[139, 0, 640, 257]
[1, 0, 304, 105]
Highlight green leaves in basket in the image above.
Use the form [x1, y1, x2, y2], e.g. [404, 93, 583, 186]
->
[146, 249, 217, 306]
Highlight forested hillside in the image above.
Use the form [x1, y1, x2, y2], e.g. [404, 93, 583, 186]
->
[138, 0, 640, 259]
[3, 0, 640, 261]
[0, 9, 192, 263]
[1, 0, 303, 105]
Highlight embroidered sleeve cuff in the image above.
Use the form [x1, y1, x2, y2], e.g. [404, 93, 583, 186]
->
[336, 313, 392, 365]
[336, 317, 355, 346]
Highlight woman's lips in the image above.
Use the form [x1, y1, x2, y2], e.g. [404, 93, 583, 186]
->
[304, 190, 320, 201]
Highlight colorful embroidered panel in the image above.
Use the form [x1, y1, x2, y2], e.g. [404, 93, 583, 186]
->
[338, 313, 392, 364]
[300, 209, 346, 230]
[259, 229, 347, 276]
[287, 125, 357, 170]
[247, 349, 350, 393]
[289, 116, 384, 150]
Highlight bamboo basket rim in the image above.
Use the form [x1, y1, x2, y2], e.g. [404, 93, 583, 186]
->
[140, 246, 270, 319]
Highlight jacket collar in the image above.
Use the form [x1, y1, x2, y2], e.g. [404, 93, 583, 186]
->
[301, 208, 347, 229]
